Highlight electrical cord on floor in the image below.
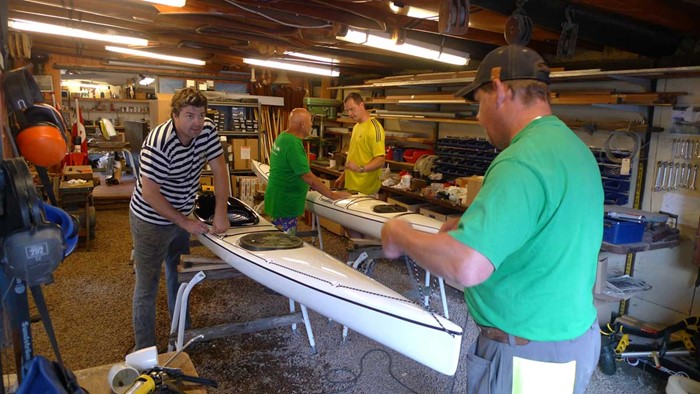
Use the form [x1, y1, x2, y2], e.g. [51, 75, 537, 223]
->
[321, 279, 474, 393]
[322, 348, 419, 394]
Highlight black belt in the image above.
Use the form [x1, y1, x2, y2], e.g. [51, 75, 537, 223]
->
[479, 326, 530, 345]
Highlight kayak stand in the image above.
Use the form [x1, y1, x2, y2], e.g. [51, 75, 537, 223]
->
[169, 254, 317, 353]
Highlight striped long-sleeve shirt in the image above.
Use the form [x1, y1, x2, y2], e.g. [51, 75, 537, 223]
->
[129, 118, 223, 225]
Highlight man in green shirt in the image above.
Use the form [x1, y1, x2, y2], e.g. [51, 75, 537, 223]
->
[265, 108, 350, 234]
[382, 45, 603, 394]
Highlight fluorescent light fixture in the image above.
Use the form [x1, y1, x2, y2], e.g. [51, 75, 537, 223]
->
[283, 51, 338, 64]
[105, 46, 206, 66]
[337, 27, 469, 66]
[243, 58, 339, 77]
[9, 18, 148, 46]
[388, 2, 438, 20]
[106, 60, 200, 71]
[60, 81, 109, 90]
[142, 0, 186, 6]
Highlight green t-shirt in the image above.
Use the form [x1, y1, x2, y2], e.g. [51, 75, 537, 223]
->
[264, 132, 310, 219]
[449, 116, 603, 341]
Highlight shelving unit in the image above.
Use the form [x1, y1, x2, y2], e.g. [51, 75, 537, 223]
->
[205, 101, 265, 203]
[61, 98, 155, 130]
[207, 101, 263, 175]
[320, 66, 699, 222]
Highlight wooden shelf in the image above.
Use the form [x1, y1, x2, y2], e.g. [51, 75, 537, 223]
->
[370, 91, 684, 106]
[600, 238, 680, 254]
[310, 163, 341, 178]
[386, 160, 415, 170]
[324, 129, 434, 145]
[332, 65, 700, 89]
[219, 131, 261, 137]
[68, 98, 153, 103]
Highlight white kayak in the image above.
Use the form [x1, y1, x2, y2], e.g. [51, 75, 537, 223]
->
[252, 160, 445, 238]
[194, 194, 462, 375]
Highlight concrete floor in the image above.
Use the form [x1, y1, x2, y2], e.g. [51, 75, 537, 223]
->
[27, 206, 681, 393]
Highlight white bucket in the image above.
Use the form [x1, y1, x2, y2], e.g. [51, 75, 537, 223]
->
[666, 375, 700, 394]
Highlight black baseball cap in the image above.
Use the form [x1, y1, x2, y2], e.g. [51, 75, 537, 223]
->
[454, 45, 551, 101]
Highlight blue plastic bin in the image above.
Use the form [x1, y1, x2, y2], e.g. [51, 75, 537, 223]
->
[603, 219, 645, 244]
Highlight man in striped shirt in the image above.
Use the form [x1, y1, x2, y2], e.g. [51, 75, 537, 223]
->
[129, 88, 230, 350]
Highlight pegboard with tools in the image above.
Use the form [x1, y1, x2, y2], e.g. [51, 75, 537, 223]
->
[653, 137, 700, 192]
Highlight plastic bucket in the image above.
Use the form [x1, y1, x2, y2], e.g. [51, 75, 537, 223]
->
[666, 375, 700, 394]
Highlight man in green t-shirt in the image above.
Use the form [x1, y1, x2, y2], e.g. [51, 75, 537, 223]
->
[265, 108, 350, 234]
[381, 45, 603, 394]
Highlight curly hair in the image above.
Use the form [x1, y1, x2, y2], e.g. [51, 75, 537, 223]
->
[171, 88, 208, 116]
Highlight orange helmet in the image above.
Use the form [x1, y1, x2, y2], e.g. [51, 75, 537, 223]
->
[16, 123, 67, 167]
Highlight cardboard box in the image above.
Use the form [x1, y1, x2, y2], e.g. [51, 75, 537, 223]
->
[419, 205, 462, 222]
[318, 216, 345, 236]
[466, 176, 484, 206]
[200, 175, 214, 187]
[230, 175, 237, 197]
[387, 195, 430, 213]
[63, 165, 93, 181]
[232, 138, 259, 170]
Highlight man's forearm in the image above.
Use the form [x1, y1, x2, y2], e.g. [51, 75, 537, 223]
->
[364, 156, 385, 172]
[210, 155, 230, 215]
[303, 172, 333, 198]
[384, 222, 493, 287]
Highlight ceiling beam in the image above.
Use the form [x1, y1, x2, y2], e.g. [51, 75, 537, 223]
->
[470, 0, 684, 57]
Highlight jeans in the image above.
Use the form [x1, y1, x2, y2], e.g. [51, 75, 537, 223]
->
[129, 210, 190, 350]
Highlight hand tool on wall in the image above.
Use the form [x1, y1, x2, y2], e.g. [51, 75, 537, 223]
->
[673, 162, 681, 189]
[662, 161, 671, 190]
[691, 164, 698, 191]
[680, 163, 687, 188]
[653, 161, 664, 191]
[672, 138, 678, 158]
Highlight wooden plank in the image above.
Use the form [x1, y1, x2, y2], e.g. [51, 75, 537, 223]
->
[178, 313, 305, 341]
[180, 254, 225, 267]
[179, 269, 243, 282]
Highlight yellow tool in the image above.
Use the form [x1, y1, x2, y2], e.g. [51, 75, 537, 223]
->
[123, 374, 155, 394]
[614, 333, 630, 354]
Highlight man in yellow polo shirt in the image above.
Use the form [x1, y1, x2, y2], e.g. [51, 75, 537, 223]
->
[334, 92, 385, 195]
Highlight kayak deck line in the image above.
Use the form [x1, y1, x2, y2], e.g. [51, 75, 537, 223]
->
[308, 196, 440, 235]
[202, 231, 460, 337]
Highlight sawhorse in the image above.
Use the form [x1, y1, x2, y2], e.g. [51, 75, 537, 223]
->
[342, 238, 450, 340]
[169, 255, 316, 353]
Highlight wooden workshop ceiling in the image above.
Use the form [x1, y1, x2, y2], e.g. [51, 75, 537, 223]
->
[6, 0, 700, 83]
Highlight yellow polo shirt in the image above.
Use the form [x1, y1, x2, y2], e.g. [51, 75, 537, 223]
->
[345, 118, 385, 195]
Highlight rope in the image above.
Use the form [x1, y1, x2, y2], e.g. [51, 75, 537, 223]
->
[604, 122, 641, 164]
